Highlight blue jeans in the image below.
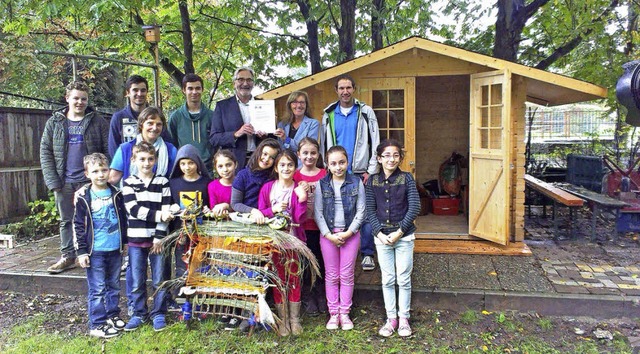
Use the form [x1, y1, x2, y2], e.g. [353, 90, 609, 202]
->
[86, 250, 122, 329]
[127, 246, 168, 319]
[54, 182, 85, 258]
[354, 173, 374, 258]
[359, 221, 375, 257]
[375, 234, 414, 319]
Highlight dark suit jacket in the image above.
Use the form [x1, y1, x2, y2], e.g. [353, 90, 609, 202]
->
[209, 96, 248, 169]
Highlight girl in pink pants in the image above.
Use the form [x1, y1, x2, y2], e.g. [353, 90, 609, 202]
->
[313, 146, 366, 331]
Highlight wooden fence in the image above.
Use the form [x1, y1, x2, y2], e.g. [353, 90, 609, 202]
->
[0, 107, 51, 222]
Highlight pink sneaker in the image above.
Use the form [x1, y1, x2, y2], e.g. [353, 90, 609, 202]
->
[326, 314, 340, 330]
[398, 318, 412, 337]
[340, 313, 353, 330]
[378, 318, 398, 337]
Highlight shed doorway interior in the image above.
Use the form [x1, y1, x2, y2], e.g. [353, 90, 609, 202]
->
[361, 75, 472, 240]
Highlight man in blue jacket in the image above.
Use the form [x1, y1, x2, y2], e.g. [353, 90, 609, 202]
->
[108, 75, 171, 158]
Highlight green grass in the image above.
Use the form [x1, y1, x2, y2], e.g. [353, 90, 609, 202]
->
[460, 309, 480, 325]
[0, 312, 634, 354]
[537, 318, 554, 331]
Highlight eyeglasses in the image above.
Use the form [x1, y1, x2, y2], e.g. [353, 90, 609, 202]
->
[291, 100, 306, 105]
[381, 154, 401, 160]
[235, 78, 254, 84]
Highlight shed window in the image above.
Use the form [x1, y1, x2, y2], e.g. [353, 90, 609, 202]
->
[478, 84, 503, 150]
[373, 89, 405, 145]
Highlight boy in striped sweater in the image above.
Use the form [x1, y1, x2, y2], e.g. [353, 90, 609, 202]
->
[121, 141, 175, 332]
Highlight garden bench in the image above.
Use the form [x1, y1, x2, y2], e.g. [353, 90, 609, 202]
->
[525, 174, 584, 239]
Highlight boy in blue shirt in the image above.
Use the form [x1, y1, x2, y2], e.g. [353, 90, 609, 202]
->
[74, 153, 127, 338]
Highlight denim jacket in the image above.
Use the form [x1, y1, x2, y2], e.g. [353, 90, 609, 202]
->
[314, 173, 366, 237]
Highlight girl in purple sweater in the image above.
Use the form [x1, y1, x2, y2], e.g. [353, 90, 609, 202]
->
[258, 149, 308, 336]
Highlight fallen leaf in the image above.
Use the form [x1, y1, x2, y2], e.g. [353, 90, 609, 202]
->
[482, 310, 492, 315]
[488, 271, 497, 276]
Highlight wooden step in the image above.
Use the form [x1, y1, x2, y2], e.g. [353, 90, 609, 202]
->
[414, 240, 532, 256]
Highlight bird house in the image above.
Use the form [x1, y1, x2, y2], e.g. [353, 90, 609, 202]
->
[142, 25, 160, 44]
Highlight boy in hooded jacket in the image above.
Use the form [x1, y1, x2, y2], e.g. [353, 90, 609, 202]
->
[169, 144, 212, 278]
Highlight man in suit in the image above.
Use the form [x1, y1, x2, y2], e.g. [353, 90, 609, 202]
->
[209, 66, 267, 169]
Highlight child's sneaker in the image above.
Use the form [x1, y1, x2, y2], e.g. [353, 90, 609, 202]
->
[107, 316, 126, 331]
[89, 323, 119, 338]
[326, 314, 340, 330]
[153, 315, 167, 332]
[339, 313, 353, 330]
[378, 318, 398, 337]
[398, 318, 412, 337]
[124, 316, 145, 331]
[120, 256, 129, 273]
[224, 317, 240, 331]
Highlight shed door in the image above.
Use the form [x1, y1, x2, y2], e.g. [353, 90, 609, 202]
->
[360, 78, 416, 175]
[469, 70, 512, 245]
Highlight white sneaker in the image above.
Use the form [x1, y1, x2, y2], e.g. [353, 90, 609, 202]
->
[398, 318, 412, 337]
[361, 256, 375, 271]
[89, 324, 119, 338]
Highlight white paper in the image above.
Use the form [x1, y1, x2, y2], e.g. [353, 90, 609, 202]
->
[249, 100, 276, 133]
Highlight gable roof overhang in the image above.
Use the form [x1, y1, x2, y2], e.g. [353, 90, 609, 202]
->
[260, 37, 607, 106]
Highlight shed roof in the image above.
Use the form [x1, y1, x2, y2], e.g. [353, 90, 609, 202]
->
[260, 37, 607, 106]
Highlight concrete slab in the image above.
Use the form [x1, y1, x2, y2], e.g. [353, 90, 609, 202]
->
[491, 256, 554, 292]
[447, 255, 501, 290]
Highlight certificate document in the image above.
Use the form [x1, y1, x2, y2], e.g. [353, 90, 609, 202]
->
[249, 100, 276, 133]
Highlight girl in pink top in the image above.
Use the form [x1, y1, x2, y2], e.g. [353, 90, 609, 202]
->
[293, 137, 327, 316]
[207, 150, 237, 217]
[257, 149, 307, 336]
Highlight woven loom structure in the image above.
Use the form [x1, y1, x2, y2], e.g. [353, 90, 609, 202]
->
[169, 211, 319, 331]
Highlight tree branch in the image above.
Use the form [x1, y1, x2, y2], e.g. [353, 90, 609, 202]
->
[535, 0, 620, 70]
[198, 10, 307, 45]
[520, 0, 551, 23]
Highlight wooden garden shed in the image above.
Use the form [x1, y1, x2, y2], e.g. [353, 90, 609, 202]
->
[259, 36, 607, 247]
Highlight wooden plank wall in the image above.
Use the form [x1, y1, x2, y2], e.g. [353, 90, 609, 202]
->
[0, 107, 51, 222]
[415, 76, 470, 184]
[511, 76, 527, 241]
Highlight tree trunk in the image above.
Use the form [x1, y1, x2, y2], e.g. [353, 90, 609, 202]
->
[338, 0, 356, 62]
[493, 0, 550, 61]
[179, 0, 195, 75]
[371, 0, 385, 50]
[296, 0, 322, 74]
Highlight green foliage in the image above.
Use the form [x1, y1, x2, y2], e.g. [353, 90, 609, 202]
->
[538, 318, 554, 331]
[460, 309, 480, 325]
[4, 193, 59, 241]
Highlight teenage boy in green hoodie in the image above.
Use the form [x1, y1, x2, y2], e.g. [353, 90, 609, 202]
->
[168, 73, 214, 173]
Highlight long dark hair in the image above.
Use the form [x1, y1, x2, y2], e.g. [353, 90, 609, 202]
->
[324, 145, 348, 176]
[247, 138, 281, 172]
